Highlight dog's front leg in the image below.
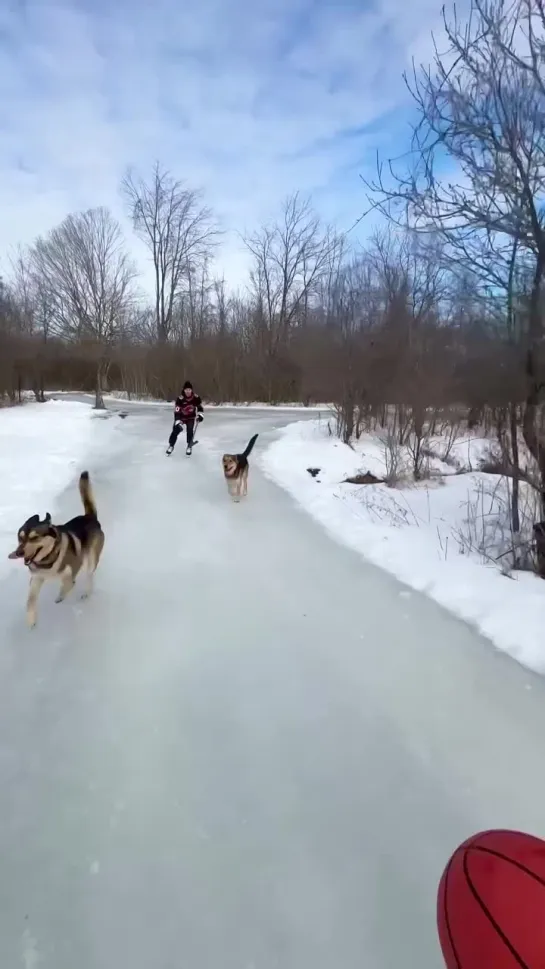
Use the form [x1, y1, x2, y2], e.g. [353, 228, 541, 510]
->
[26, 576, 44, 628]
[231, 475, 242, 502]
[55, 567, 75, 604]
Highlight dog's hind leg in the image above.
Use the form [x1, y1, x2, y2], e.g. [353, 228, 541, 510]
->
[81, 533, 104, 599]
[81, 555, 96, 599]
[26, 576, 45, 628]
[55, 567, 75, 604]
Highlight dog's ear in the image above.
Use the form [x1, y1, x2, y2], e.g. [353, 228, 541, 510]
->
[44, 512, 52, 524]
[25, 514, 40, 528]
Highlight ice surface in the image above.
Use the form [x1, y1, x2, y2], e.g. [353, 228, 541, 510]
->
[1, 400, 545, 969]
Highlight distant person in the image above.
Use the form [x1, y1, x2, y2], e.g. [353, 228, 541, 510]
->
[166, 381, 203, 456]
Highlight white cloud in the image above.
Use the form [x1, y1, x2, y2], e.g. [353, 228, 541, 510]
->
[0, 0, 444, 292]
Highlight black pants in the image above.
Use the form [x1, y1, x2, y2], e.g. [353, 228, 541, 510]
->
[168, 419, 195, 449]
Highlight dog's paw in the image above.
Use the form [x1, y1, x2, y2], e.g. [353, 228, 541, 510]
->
[55, 594, 64, 604]
[80, 592, 89, 600]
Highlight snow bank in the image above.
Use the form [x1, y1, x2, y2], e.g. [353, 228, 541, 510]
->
[102, 392, 170, 407]
[205, 401, 329, 411]
[0, 400, 121, 577]
[48, 390, 331, 411]
[104, 392, 329, 412]
[260, 419, 545, 675]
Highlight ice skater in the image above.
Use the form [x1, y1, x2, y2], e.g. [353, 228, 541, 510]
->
[166, 380, 204, 456]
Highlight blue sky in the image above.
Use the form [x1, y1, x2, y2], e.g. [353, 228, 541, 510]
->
[0, 0, 443, 291]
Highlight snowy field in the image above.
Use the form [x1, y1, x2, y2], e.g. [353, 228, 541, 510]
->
[205, 401, 328, 411]
[46, 390, 171, 408]
[0, 399, 123, 579]
[80, 390, 329, 412]
[260, 418, 545, 675]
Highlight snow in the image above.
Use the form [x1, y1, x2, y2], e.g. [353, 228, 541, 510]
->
[205, 401, 329, 411]
[49, 388, 330, 410]
[102, 391, 329, 411]
[260, 418, 545, 675]
[46, 390, 172, 408]
[102, 392, 170, 407]
[0, 399, 123, 578]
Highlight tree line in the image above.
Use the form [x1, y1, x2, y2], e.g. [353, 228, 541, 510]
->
[1, 0, 545, 568]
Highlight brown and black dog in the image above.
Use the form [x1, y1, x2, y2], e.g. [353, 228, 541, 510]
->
[222, 434, 258, 501]
[8, 471, 104, 628]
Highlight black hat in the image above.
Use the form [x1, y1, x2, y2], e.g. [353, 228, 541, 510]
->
[183, 380, 193, 390]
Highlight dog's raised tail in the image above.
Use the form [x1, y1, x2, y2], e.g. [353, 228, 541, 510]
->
[79, 471, 97, 517]
[242, 434, 258, 459]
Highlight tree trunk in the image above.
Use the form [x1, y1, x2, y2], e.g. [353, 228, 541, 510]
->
[467, 407, 481, 430]
[509, 402, 520, 538]
[521, 260, 545, 513]
[341, 390, 355, 443]
[33, 368, 46, 403]
[533, 522, 545, 578]
[94, 359, 106, 410]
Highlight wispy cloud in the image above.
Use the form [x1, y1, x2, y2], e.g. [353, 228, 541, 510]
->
[0, 0, 443, 288]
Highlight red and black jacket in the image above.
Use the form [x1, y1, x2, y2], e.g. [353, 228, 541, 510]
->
[174, 392, 203, 423]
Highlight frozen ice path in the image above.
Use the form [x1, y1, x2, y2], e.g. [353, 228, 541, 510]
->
[0, 402, 544, 969]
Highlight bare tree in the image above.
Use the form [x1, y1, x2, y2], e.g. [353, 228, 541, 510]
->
[183, 257, 214, 344]
[0, 277, 25, 402]
[245, 193, 342, 331]
[121, 162, 219, 344]
[327, 256, 372, 441]
[367, 0, 545, 559]
[244, 193, 343, 399]
[30, 207, 138, 408]
[10, 245, 57, 402]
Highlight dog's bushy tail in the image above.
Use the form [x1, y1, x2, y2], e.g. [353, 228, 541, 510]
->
[242, 434, 258, 459]
[79, 471, 97, 517]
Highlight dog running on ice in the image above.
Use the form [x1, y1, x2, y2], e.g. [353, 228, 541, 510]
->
[222, 434, 259, 501]
[8, 471, 104, 628]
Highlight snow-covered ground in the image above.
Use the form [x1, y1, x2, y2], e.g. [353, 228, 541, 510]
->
[90, 391, 329, 411]
[46, 390, 171, 408]
[205, 401, 328, 411]
[261, 418, 545, 675]
[0, 399, 123, 579]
